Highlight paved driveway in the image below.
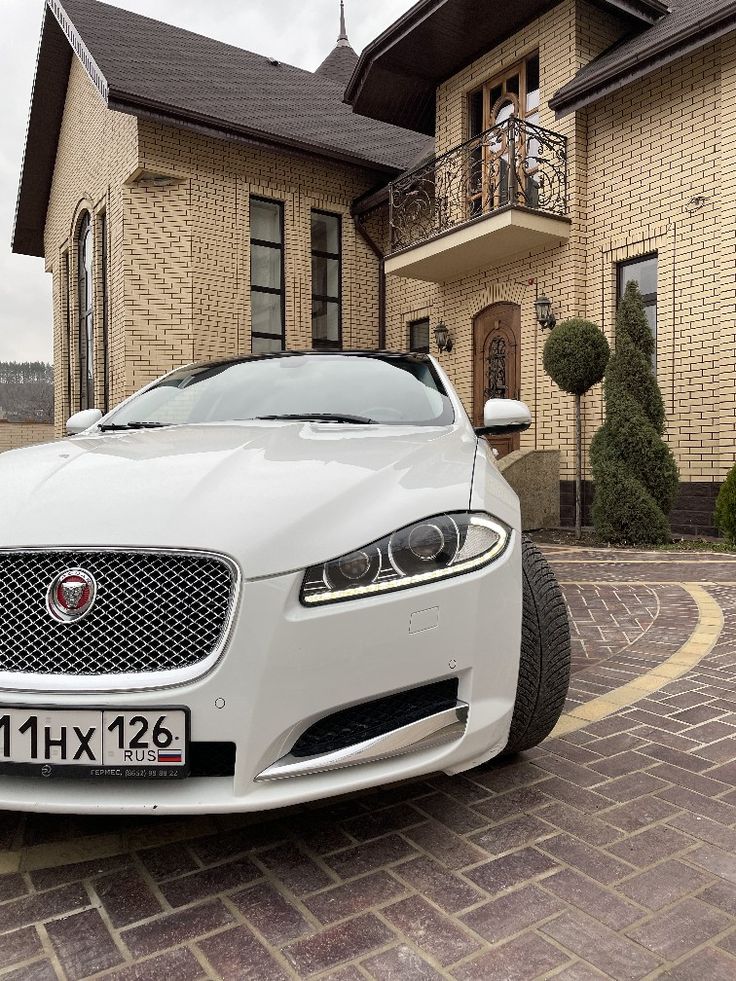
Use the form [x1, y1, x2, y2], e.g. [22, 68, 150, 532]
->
[1, 547, 736, 980]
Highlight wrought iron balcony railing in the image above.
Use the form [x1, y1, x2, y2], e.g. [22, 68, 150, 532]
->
[388, 117, 567, 254]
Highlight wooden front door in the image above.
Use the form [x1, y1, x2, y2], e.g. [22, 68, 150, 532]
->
[473, 303, 522, 458]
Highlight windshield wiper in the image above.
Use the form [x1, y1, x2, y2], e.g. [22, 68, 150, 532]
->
[253, 413, 377, 425]
[98, 421, 170, 432]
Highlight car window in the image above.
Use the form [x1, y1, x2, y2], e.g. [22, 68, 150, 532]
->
[107, 355, 455, 428]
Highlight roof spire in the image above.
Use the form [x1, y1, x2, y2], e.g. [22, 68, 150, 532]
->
[337, 1, 349, 47]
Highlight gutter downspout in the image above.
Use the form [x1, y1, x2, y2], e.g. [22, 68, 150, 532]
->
[353, 215, 386, 349]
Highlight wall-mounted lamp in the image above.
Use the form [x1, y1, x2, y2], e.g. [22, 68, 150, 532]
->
[434, 321, 454, 353]
[534, 294, 556, 331]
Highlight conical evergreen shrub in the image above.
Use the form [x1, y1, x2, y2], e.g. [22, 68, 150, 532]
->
[590, 281, 679, 544]
[715, 463, 736, 545]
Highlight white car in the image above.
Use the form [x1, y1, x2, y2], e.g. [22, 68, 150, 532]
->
[0, 352, 570, 814]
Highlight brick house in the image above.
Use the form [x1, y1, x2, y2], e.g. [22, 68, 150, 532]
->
[12, 0, 736, 534]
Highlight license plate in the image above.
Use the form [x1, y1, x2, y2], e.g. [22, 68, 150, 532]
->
[0, 708, 189, 780]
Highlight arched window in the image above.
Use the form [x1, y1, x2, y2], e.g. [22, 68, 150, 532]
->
[77, 212, 94, 410]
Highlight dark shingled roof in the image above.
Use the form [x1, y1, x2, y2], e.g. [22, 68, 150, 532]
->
[315, 44, 359, 88]
[13, 0, 428, 257]
[551, 0, 736, 115]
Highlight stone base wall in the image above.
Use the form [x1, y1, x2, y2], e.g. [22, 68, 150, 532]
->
[499, 449, 560, 530]
[560, 480, 723, 537]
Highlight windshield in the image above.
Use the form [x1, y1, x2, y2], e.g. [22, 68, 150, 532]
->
[106, 354, 455, 428]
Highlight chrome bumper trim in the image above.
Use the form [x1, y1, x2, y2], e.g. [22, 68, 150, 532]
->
[256, 701, 469, 781]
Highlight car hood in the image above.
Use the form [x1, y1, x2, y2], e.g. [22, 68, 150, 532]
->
[0, 423, 478, 578]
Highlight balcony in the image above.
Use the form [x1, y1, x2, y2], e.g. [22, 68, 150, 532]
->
[386, 118, 570, 283]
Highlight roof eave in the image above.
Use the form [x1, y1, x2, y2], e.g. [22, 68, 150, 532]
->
[108, 91, 405, 177]
[551, 3, 736, 117]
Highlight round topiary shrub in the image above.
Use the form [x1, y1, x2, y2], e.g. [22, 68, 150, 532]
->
[590, 281, 679, 545]
[715, 463, 736, 545]
[543, 319, 610, 538]
[543, 318, 610, 396]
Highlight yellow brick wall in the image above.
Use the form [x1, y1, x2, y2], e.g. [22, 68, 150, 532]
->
[45, 59, 139, 428]
[45, 62, 382, 420]
[385, 1, 736, 487]
[386, 0, 626, 478]
[0, 423, 56, 454]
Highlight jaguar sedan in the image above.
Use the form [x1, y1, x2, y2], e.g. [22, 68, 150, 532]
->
[0, 351, 570, 813]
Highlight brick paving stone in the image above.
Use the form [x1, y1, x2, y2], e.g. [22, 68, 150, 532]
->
[542, 867, 643, 929]
[4, 961, 58, 981]
[284, 913, 394, 975]
[325, 834, 420, 879]
[29, 853, 132, 890]
[471, 760, 549, 793]
[700, 880, 736, 915]
[0, 874, 26, 903]
[596, 770, 670, 803]
[552, 965, 609, 980]
[470, 846, 560, 895]
[382, 895, 481, 966]
[0, 926, 44, 967]
[414, 792, 488, 833]
[625, 897, 733, 960]
[471, 784, 552, 823]
[534, 753, 610, 788]
[137, 842, 199, 881]
[540, 909, 662, 979]
[589, 750, 655, 778]
[605, 824, 693, 866]
[661, 947, 736, 981]
[588, 732, 649, 755]
[0, 882, 89, 934]
[393, 855, 484, 913]
[304, 871, 407, 924]
[322, 969, 366, 981]
[160, 855, 261, 907]
[649, 762, 732, 796]
[688, 844, 736, 884]
[340, 803, 424, 841]
[655, 785, 736, 826]
[258, 842, 334, 895]
[640, 742, 714, 772]
[717, 929, 736, 956]
[362, 943, 444, 980]
[616, 857, 712, 910]
[400, 821, 484, 870]
[471, 813, 552, 855]
[121, 900, 234, 958]
[198, 923, 289, 980]
[536, 800, 623, 846]
[232, 880, 313, 943]
[668, 810, 736, 850]
[452, 931, 572, 980]
[103, 947, 207, 981]
[96, 867, 163, 928]
[461, 883, 564, 943]
[532, 775, 610, 813]
[46, 908, 125, 979]
[539, 832, 632, 883]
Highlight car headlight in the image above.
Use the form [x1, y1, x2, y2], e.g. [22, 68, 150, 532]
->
[300, 512, 511, 606]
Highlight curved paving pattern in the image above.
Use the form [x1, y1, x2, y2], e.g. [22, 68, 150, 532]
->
[0, 549, 736, 979]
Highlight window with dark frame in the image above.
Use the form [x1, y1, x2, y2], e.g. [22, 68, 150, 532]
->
[409, 318, 430, 354]
[77, 212, 95, 411]
[311, 210, 342, 350]
[617, 253, 657, 368]
[250, 198, 285, 354]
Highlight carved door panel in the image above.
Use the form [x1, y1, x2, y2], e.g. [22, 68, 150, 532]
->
[473, 304, 522, 458]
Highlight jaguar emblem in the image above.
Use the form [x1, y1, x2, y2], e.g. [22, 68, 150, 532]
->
[46, 569, 97, 623]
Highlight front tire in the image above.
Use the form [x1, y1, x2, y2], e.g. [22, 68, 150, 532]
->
[503, 537, 571, 754]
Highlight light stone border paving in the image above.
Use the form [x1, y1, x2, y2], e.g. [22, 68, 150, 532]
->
[553, 582, 724, 737]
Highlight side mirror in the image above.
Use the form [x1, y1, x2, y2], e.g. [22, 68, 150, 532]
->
[66, 408, 103, 435]
[476, 399, 532, 437]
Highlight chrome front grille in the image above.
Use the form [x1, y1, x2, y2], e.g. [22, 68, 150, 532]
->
[0, 549, 237, 677]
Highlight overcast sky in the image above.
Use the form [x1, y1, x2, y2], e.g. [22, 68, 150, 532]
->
[0, 0, 414, 364]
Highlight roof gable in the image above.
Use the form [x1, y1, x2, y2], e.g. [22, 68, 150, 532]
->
[13, 0, 428, 257]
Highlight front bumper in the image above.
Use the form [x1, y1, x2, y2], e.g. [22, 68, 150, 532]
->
[0, 536, 522, 814]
